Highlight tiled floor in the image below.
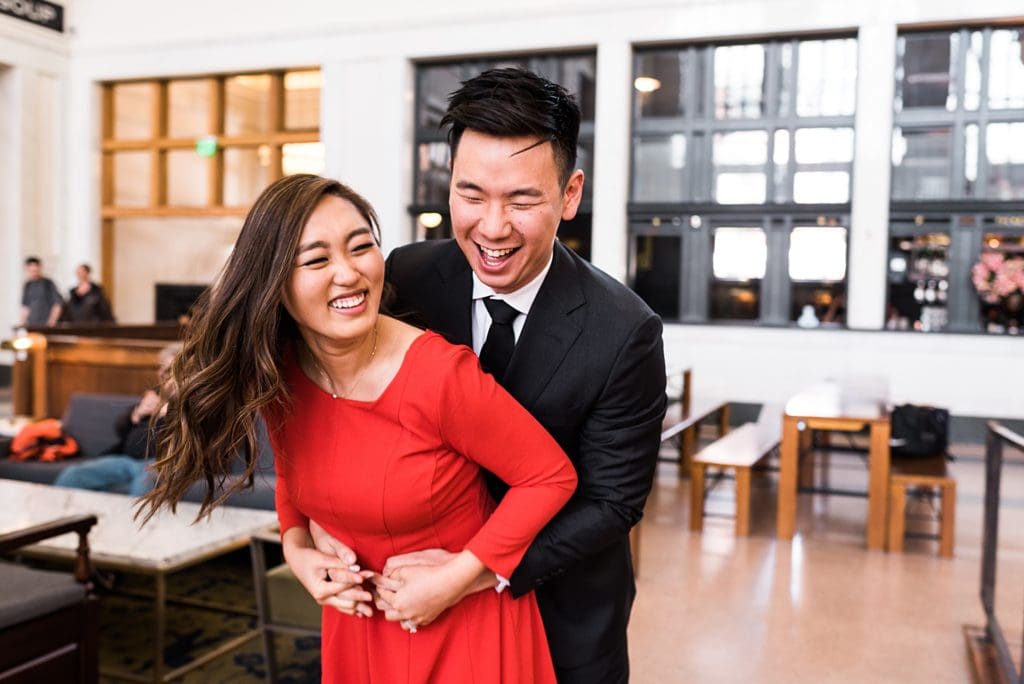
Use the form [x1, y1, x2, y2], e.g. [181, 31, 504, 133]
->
[629, 441, 1024, 683]
[3, 389, 1020, 682]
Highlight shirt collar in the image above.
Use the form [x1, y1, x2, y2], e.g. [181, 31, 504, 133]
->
[471, 251, 554, 315]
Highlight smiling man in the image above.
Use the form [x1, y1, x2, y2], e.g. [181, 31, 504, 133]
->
[448, 127, 581, 295]
[316, 68, 667, 683]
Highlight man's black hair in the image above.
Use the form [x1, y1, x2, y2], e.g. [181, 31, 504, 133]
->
[440, 67, 581, 187]
[24, 256, 41, 267]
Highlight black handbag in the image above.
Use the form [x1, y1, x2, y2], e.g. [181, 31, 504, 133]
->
[889, 404, 949, 457]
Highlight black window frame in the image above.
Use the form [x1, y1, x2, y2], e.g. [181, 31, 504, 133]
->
[888, 25, 1024, 334]
[408, 51, 597, 260]
[628, 33, 859, 326]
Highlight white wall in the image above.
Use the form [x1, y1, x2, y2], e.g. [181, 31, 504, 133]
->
[58, 0, 1024, 417]
[0, 64, 22, 349]
[0, 9, 71, 363]
[663, 324, 1024, 420]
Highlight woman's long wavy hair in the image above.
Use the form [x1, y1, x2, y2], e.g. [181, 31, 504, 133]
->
[137, 174, 381, 523]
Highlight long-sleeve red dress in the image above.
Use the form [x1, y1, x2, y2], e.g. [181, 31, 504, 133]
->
[266, 331, 577, 684]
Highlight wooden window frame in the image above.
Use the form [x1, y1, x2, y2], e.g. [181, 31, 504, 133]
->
[99, 69, 321, 299]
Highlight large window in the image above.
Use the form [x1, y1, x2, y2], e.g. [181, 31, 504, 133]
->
[629, 36, 857, 325]
[410, 53, 596, 260]
[101, 69, 322, 322]
[889, 27, 1024, 333]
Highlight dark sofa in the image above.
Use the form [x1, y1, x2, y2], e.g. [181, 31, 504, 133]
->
[0, 393, 277, 511]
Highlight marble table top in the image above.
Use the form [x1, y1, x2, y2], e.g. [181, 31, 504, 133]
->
[0, 478, 278, 572]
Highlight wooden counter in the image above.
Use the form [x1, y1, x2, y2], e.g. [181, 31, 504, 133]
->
[5, 325, 183, 418]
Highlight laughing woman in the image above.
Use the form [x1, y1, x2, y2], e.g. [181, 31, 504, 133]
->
[138, 174, 575, 683]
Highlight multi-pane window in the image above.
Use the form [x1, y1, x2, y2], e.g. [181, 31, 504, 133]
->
[889, 27, 1024, 333]
[410, 53, 596, 259]
[629, 36, 857, 325]
[104, 70, 323, 214]
[101, 69, 322, 322]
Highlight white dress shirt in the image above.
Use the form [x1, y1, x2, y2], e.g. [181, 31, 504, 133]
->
[469, 252, 554, 593]
[470, 254, 554, 354]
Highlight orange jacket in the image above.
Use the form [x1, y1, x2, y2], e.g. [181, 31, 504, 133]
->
[9, 418, 80, 461]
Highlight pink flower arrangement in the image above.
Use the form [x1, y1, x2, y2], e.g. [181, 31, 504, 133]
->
[972, 252, 1024, 304]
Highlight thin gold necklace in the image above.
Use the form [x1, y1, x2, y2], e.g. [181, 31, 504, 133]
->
[308, 326, 379, 399]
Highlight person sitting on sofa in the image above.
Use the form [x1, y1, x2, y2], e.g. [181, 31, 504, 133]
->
[53, 345, 178, 496]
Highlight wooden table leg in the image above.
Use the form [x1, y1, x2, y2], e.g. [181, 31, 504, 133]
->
[798, 427, 814, 489]
[866, 420, 892, 550]
[777, 415, 800, 540]
[735, 467, 751, 536]
[690, 464, 706, 531]
[681, 425, 697, 479]
[888, 481, 906, 552]
[682, 369, 691, 417]
[940, 483, 956, 558]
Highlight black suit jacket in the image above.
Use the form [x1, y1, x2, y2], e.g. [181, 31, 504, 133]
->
[385, 239, 667, 671]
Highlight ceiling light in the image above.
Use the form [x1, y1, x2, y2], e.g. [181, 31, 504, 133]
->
[634, 76, 662, 93]
[418, 212, 443, 229]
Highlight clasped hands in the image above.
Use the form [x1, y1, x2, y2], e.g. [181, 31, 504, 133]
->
[288, 521, 497, 633]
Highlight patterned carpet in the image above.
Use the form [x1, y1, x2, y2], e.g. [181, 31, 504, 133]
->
[97, 548, 320, 683]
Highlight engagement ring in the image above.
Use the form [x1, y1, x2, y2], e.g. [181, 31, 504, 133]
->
[402, 619, 417, 633]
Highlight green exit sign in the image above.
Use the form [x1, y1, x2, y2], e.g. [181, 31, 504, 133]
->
[195, 136, 218, 157]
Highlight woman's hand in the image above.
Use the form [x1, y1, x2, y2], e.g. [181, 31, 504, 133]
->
[372, 550, 490, 630]
[282, 526, 374, 617]
[310, 519, 358, 566]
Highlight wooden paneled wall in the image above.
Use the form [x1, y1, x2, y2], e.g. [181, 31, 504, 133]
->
[9, 328, 182, 418]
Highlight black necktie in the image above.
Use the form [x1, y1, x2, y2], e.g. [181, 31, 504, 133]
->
[479, 297, 519, 383]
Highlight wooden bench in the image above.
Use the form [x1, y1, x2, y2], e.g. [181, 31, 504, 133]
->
[887, 455, 956, 558]
[690, 404, 782, 536]
[660, 398, 731, 478]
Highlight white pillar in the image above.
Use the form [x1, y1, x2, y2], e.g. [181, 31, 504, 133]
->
[24, 70, 65, 283]
[322, 57, 412, 255]
[0, 65, 24, 341]
[63, 67, 101, 280]
[1, 66, 66, 330]
[590, 39, 633, 283]
[846, 21, 897, 330]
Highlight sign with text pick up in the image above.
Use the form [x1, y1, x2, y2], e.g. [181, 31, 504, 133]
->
[0, 0, 63, 33]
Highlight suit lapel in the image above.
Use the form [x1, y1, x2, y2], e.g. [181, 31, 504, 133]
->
[503, 242, 585, 406]
[432, 242, 473, 347]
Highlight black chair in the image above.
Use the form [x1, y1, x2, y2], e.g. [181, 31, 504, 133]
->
[0, 514, 99, 684]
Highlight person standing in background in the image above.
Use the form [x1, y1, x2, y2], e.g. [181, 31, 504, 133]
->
[61, 263, 115, 323]
[20, 256, 63, 327]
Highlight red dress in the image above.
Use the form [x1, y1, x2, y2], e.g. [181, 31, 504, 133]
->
[266, 331, 576, 684]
